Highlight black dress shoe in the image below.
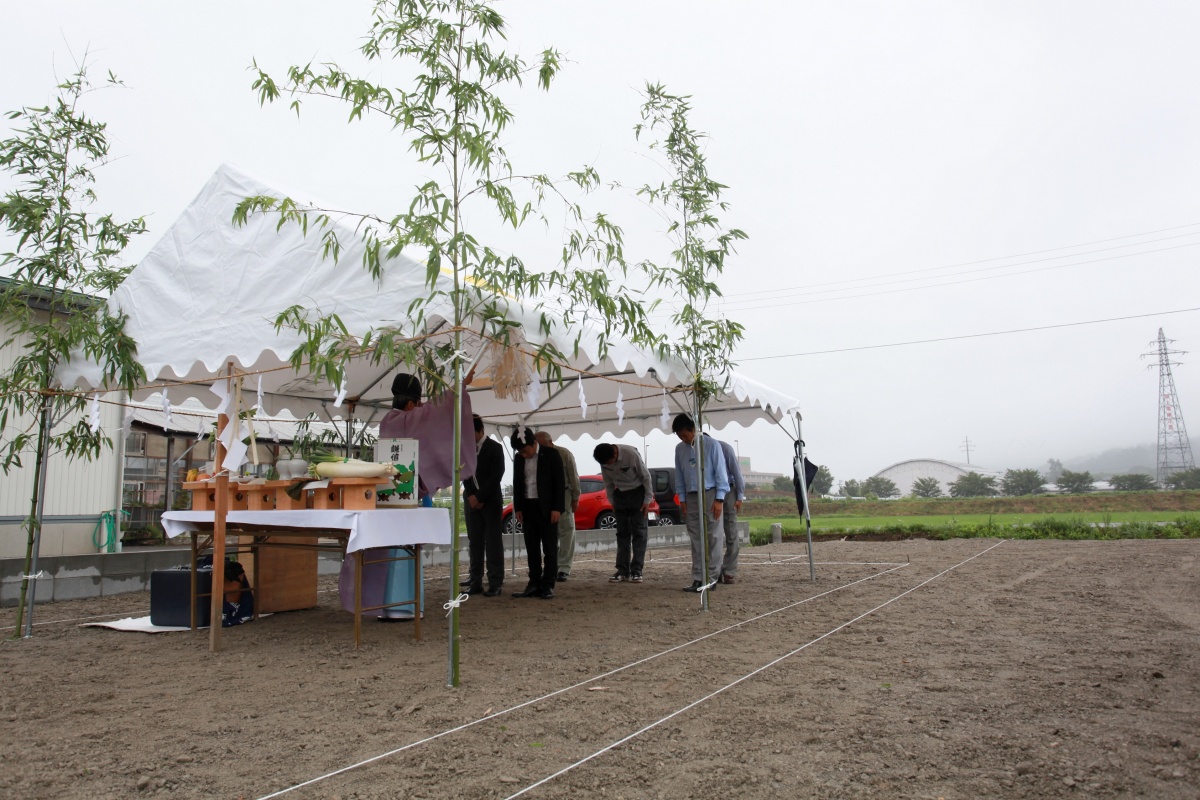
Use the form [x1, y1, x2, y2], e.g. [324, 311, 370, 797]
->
[682, 580, 702, 592]
[459, 578, 473, 588]
[483, 585, 502, 597]
[539, 588, 555, 599]
[512, 585, 540, 598]
[556, 572, 568, 581]
[465, 583, 484, 595]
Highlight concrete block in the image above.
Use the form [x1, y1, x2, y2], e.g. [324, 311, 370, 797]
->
[53, 555, 103, 579]
[1, 574, 52, 606]
[143, 550, 192, 573]
[317, 552, 342, 575]
[101, 575, 145, 597]
[51, 575, 102, 602]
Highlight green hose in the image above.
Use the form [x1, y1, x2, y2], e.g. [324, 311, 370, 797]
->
[92, 509, 128, 553]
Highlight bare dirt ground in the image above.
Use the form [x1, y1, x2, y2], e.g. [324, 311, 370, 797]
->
[1, 538, 1198, 800]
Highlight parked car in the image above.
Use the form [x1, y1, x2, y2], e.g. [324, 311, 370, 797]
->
[503, 474, 659, 535]
[649, 467, 681, 526]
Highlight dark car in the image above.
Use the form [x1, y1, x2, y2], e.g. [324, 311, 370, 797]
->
[649, 466, 681, 526]
[503, 474, 660, 535]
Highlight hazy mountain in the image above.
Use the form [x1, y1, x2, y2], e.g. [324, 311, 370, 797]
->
[1061, 444, 1158, 478]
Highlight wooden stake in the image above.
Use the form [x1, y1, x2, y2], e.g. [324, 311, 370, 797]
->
[209, 363, 233, 652]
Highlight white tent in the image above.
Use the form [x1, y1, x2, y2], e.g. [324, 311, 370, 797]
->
[59, 164, 800, 438]
[58, 163, 809, 659]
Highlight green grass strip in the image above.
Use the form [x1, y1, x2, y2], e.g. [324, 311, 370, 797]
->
[745, 514, 1200, 546]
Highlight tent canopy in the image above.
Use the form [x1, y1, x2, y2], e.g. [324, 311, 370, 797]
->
[60, 164, 799, 439]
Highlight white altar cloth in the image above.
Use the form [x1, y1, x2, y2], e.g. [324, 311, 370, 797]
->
[161, 508, 451, 553]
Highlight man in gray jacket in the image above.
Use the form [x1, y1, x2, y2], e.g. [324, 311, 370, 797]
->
[715, 438, 746, 583]
[535, 431, 581, 581]
[592, 442, 653, 583]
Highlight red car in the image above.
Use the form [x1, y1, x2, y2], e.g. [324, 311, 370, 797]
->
[503, 474, 660, 535]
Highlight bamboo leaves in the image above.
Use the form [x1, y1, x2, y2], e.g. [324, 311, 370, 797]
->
[240, 0, 661, 397]
[634, 82, 746, 400]
[0, 58, 146, 635]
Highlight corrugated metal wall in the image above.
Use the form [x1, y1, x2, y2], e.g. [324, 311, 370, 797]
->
[0, 320, 123, 557]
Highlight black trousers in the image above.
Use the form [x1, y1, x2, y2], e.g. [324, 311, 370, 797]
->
[519, 498, 558, 590]
[465, 498, 504, 587]
[613, 486, 649, 577]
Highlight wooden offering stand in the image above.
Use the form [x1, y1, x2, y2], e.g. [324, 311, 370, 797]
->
[183, 476, 386, 512]
[182, 477, 390, 616]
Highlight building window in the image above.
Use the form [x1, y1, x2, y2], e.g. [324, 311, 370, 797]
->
[125, 430, 147, 455]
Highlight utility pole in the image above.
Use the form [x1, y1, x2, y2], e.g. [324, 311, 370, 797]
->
[960, 436, 973, 465]
[1142, 328, 1195, 485]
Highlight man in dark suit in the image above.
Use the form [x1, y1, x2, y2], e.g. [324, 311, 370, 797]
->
[511, 428, 565, 599]
[462, 415, 506, 597]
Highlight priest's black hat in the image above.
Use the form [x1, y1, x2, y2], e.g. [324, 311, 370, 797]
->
[391, 373, 422, 408]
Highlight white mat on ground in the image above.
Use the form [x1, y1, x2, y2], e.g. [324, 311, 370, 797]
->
[82, 614, 269, 632]
[82, 616, 195, 633]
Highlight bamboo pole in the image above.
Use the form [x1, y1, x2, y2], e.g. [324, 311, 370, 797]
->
[694, 385, 710, 612]
[19, 396, 54, 637]
[209, 363, 233, 652]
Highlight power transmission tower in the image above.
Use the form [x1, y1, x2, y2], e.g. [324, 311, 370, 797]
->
[959, 436, 973, 464]
[1142, 328, 1195, 485]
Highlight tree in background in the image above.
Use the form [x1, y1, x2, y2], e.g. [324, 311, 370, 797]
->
[840, 479, 863, 498]
[1109, 473, 1156, 492]
[1164, 467, 1200, 490]
[1056, 469, 1095, 493]
[911, 476, 943, 498]
[811, 465, 834, 496]
[1001, 468, 1046, 496]
[862, 476, 899, 498]
[1045, 458, 1065, 483]
[949, 472, 998, 497]
[771, 475, 792, 492]
[0, 60, 146, 637]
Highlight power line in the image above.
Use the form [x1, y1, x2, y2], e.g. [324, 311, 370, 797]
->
[650, 240, 1200, 319]
[713, 231, 1200, 305]
[718, 221, 1200, 300]
[739, 306, 1200, 361]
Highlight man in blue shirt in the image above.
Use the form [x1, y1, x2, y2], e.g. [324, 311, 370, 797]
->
[715, 438, 746, 583]
[672, 413, 729, 592]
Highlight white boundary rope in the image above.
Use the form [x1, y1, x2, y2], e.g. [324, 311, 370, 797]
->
[502, 539, 1007, 799]
[0, 611, 137, 631]
[254, 563, 907, 800]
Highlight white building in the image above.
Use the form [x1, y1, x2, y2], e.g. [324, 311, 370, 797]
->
[0, 289, 127, 560]
[872, 458, 1003, 497]
[737, 457, 786, 489]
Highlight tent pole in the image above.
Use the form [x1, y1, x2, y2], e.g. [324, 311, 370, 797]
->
[502, 432, 518, 578]
[795, 416, 816, 582]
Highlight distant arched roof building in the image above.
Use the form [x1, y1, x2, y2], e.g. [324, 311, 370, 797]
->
[872, 459, 1003, 497]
